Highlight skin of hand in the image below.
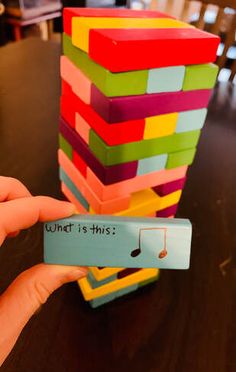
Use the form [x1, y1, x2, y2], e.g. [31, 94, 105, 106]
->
[0, 176, 88, 366]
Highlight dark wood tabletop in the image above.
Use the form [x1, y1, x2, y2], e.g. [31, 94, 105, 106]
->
[0, 38, 236, 372]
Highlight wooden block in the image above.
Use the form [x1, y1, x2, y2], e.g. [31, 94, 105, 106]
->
[59, 154, 131, 214]
[183, 63, 219, 91]
[44, 215, 191, 270]
[89, 127, 201, 166]
[147, 66, 185, 93]
[89, 28, 220, 72]
[89, 266, 124, 281]
[176, 108, 207, 133]
[156, 204, 178, 217]
[61, 182, 88, 214]
[86, 164, 188, 201]
[137, 154, 167, 176]
[72, 17, 192, 53]
[91, 84, 212, 123]
[75, 112, 90, 144]
[72, 150, 87, 178]
[166, 148, 197, 169]
[63, 33, 148, 98]
[63, 7, 173, 36]
[144, 113, 178, 140]
[59, 134, 72, 160]
[138, 272, 159, 287]
[61, 87, 146, 146]
[59, 168, 90, 211]
[87, 271, 117, 288]
[154, 177, 186, 196]
[60, 56, 91, 104]
[59, 118, 138, 185]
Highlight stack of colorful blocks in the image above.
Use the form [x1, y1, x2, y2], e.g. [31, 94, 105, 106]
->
[59, 7, 220, 307]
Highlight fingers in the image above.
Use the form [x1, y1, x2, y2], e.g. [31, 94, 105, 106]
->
[0, 177, 32, 202]
[0, 264, 88, 366]
[0, 196, 75, 246]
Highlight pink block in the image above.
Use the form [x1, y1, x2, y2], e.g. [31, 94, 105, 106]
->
[86, 164, 188, 201]
[75, 112, 90, 144]
[58, 149, 130, 214]
[61, 182, 88, 214]
[60, 56, 91, 104]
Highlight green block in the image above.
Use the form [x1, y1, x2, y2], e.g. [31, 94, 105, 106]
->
[166, 148, 197, 169]
[89, 129, 201, 166]
[59, 134, 72, 160]
[63, 33, 148, 97]
[139, 273, 159, 288]
[182, 63, 219, 91]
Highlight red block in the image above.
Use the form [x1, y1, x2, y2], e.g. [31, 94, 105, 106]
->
[60, 81, 145, 145]
[89, 28, 220, 72]
[63, 7, 173, 36]
[73, 150, 87, 178]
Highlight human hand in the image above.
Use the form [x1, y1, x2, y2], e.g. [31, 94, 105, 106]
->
[0, 176, 87, 366]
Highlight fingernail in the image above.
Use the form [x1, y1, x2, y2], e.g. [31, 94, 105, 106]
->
[67, 268, 88, 281]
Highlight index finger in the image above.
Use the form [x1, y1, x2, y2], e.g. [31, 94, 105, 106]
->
[0, 177, 32, 202]
[0, 196, 75, 245]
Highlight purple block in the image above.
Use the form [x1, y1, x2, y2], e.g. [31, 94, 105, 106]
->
[153, 177, 187, 196]
[59, 117, 138, 185]
[156, 204, 178, 217]
[91, 85, 212, 123]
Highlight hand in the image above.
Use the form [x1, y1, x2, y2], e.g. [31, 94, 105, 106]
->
[0, 176, 87, 366]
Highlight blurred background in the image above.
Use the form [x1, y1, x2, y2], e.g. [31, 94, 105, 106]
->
[0, 0, 235, 83]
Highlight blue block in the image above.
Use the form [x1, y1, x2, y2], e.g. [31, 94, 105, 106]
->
[137, 153, 167, 176]
[176, 108, 207, 133]
[147, 66, 185, 93]
[44, 215, 192, 269]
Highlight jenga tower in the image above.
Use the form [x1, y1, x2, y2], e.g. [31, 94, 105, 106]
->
[59, 7, 219, 307]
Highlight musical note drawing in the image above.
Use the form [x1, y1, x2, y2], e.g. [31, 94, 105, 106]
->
[130, 227, 167, 259]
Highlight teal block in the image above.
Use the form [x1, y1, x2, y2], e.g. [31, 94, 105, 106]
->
[183, 63, 219, 91]
[63, 33, 148, 97]
[116, 283, 138, 296]
[137, 154, 167, 176]
[44, 215, 192, 269]
[176, 109, 207, 133]
[147, 66, 185, 93]
[89, 129, 201, 166]
[90, 292, 116, 308]
[59, 167, 89, 211]
[166, 148, 197, 169]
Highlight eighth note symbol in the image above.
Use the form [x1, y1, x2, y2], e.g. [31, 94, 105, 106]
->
[130, 227, 167, 259]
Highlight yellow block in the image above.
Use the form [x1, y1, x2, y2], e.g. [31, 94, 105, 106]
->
[144, 113, 178, 139]
[78, 268, 159, 300]
[159, 189, 182, 210]
[72, 17, 193, 52]
[89, 266, 123, 281]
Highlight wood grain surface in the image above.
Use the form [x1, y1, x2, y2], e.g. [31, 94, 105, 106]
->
[0, 38, 236, 372]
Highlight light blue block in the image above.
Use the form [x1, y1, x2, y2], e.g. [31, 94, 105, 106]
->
[44, 215, 192, 269]
[90, 292, 116, 308]
[176, 109, 207, 133]
[116, 283, 138, 297]
[59, 167, 89, 211]
[137, 154, 167, 176]
[147, 66, 185, 93]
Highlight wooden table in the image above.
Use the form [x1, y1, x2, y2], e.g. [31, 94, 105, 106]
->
[0, 38, 236, 372]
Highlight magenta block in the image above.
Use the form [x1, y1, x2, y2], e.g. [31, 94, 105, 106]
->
[156, 204, 178, 217]
[153, 177, 187, 196]
[91, 85, 212, 123]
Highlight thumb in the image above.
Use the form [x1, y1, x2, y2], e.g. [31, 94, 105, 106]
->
[0, 264, 87, 366]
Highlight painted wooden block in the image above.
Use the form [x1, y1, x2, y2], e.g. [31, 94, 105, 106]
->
[63, 7, 173, 36]
[86, 165, 188, 201]
[156, 204, 178, 218]
[89, 28, 220, 72]
[91, 84, 212, 123]
[44, 215, 191, 271]
[87, 271, 117, 288]
[72, 17, 192, 52]
[138, 272, 159, 287]
[137, 154, 167, 176]
[154, 177, 186, 196]
[59, 168, 89, 211]
[61, 87, 146, 146]
[166, 148, 197, 169]
[89, 127, 201, 166]
[144, 112, 178, 139]
[147, 66, 185, 93]
[60, 56, 91, 104]
[59, 134, 72, 160]
[63, 33, 148, 98]
[61, 182, 88, 214]
[89, 266, 123, 281]
[176, 108, 207, 133]
[73, 150, 87, 178]
[183, 63, 219, 91]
